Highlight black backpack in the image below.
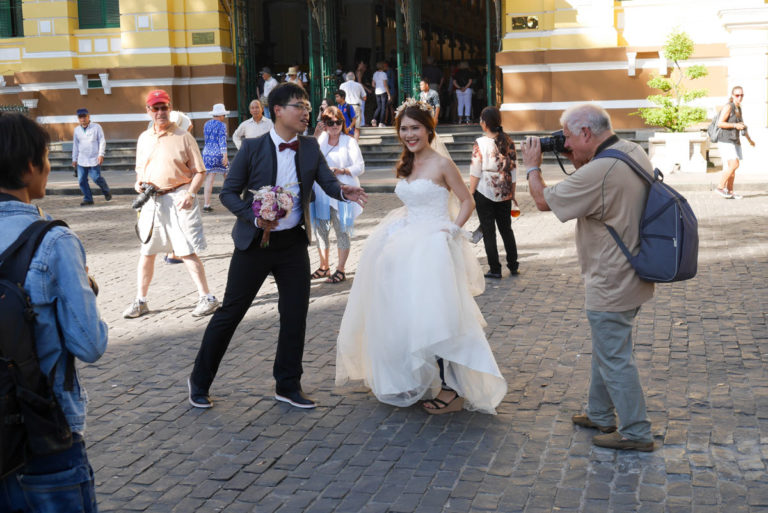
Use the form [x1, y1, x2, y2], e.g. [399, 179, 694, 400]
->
[0, 219, 74, 479]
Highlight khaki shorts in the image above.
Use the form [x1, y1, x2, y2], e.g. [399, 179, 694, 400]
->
[137, 185, 207, 256]
[349, 104, 361, 123]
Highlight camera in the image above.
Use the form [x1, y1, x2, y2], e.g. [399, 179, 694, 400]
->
[131, 183, 157, 210]
[539, 129, 567, 153]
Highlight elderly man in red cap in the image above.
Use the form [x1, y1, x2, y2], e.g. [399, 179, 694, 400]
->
[123, 89, 221, 319]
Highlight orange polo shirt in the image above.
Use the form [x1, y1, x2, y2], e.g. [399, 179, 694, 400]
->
[135, 122, 206, 191]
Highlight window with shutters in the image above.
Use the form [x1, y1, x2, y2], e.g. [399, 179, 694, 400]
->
[78, 0, 120, 29]
[0, 0, 23, 38]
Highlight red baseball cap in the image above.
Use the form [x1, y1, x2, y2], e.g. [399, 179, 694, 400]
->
[146, 89, 171, 106]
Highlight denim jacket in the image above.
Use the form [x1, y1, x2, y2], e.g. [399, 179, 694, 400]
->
[0, 199, 108, 433]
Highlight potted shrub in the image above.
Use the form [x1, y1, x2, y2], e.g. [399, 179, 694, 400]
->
[636, 30, 709, 173]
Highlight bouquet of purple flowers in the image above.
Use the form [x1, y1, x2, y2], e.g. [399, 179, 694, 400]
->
[251, 184, 297, 247]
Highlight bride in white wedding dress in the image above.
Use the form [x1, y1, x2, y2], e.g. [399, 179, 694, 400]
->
[335, 100, 507, 414]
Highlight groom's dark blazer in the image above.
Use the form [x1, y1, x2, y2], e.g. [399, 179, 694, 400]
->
[220, 132, 344, 250]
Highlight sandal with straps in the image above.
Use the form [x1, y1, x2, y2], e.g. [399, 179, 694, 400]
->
[422, 391, 464, 415]
[311, 267, 330, 279]
[326, 270, 346, 284]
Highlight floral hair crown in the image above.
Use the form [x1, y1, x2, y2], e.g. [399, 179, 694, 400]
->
[394, 98, 433, 119]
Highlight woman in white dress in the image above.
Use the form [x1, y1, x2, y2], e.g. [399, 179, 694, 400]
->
[336, 100, 507, 414]
[309, 106, 365, 283]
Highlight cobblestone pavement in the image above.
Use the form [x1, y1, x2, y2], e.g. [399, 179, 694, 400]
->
[35, 188, 768, 513]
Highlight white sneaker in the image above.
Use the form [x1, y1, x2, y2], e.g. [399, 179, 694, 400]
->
[123, 299, 149, 319]
[730, 191, 743, 200]
[192, 296, 220, 317]
[715, 187, 733, 199]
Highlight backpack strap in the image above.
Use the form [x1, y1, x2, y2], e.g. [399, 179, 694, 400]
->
[0, 220, 74, 391]
[0, 220, 69, 286]
[592, 149, 657, 265]
[594, 148, 661, 185]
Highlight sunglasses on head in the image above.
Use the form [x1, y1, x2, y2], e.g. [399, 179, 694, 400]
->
[149, 105, 170, 112]
[323, 119, 343, 126]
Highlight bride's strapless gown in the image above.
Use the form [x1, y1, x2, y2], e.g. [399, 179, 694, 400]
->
[336, 178, 507, 414]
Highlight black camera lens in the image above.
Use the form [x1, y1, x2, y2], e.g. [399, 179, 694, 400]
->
[131, 184, 157, 210]
[539, 130, 567, 153]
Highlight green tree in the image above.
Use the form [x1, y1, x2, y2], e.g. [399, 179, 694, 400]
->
[635, 30, 708, 132]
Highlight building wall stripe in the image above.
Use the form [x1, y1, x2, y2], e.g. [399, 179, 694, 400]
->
[500, 97, 728, 112]
[500, 57, 728, 74]
[0, 76, 236, 94]
[37, 111, 239, 124]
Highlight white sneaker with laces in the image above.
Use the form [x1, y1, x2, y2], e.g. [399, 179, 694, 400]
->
[730, 192, 743, 200]
[192, 296, 220, 317]
[123, 299, 149, 319]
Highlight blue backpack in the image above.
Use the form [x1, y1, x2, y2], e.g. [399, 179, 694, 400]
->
[594, 149, 699, 283]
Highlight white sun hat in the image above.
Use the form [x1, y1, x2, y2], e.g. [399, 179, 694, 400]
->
[210, 103, 229, 117]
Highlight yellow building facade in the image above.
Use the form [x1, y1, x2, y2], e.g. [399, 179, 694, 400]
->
[0, 0, 235, 140]
[496, 0, 768, 134]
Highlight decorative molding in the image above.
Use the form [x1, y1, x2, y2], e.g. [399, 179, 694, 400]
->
[74, 74, 88, 95]
[503, 27, 595, 39]
[627, 52, 637, 77]
[658, 51, 669, 76]
[99, 73, 111, 94]
[38, 20, 52, 34]
[120, 46, 233, 55]
[21, 98, 39, 109]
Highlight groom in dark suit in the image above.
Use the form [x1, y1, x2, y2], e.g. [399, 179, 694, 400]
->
[188, 83, 367, 409]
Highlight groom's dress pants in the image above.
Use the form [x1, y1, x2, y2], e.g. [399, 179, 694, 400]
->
[191, 225, 310, 394]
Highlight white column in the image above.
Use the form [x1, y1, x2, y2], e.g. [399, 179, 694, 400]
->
[719, 7, 768, 173]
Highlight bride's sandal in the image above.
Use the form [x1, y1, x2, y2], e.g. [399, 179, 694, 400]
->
[311, 268, 330, 279]
[422, 392, 464, 415]
[326, 270, 346, 283]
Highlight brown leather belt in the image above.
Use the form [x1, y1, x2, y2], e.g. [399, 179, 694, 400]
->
[155, 184, 183, 196]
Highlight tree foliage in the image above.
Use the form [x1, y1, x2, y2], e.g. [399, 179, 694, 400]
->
[635, 30, 709, 132]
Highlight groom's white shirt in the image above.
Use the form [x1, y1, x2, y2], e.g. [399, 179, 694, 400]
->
[269, 128, 303, 231]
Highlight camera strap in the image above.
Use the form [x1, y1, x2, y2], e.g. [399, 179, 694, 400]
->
[134, 200, 156, 244]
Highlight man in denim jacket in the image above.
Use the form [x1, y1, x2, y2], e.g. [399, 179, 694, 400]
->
[0, 113, 108, 512]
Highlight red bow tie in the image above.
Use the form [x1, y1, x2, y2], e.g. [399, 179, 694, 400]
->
[278, 141, 299, 152]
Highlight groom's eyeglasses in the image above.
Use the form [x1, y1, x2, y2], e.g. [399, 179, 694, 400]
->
[285, 103, 312, 113]
[323, 119, 344, 126]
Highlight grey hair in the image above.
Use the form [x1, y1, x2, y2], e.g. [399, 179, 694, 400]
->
[559, 103, 612, 135]
[345, 72, 355, 81]
[249, 99, 262, 109]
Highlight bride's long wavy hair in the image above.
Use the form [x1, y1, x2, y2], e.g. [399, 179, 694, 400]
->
[394, 105, 436, 178]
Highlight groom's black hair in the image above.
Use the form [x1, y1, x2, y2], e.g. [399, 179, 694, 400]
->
[268, 82, 309, 120]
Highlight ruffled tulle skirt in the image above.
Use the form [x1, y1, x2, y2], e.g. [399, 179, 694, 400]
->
[336, 207, 507, 414]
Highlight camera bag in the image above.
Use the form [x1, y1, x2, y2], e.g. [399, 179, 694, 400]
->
[594, 149, 698, 283]
[0, 219, 74, 479]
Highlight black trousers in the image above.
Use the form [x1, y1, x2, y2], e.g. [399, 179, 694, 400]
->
[474, 191, 518, 274]
[191, 225, 310, 394]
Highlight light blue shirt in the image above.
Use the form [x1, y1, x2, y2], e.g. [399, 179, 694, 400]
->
[0, 200, 108, 433]
[72, 122, 106, 167]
